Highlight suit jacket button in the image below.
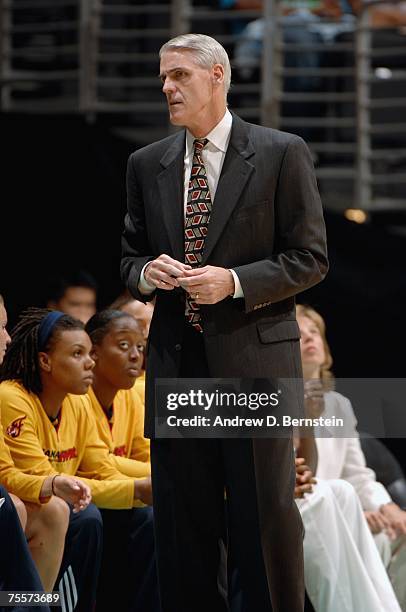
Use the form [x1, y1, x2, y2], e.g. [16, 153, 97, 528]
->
[175, 343, 182, 351]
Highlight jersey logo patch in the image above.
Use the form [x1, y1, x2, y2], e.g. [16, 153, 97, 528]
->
[44, 447, 78, 462]
[6, 415, 27, 438]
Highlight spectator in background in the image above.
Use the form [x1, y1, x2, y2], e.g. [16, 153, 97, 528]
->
[231, 0, 353, 91]
[292, 396, 402, 610]
[46, 270, 98, 324]
[0, 308, 152, 611]
[219, 0, 263, 36]
[348, 0, 406, 26]
[110, 290, 154, 343]
[295, 463, 401, 611]
[85, 310, 158, 612]
[231, 0, 406, 88]
[297, 303, 406, 609]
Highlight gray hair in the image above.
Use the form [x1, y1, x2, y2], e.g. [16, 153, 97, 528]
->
[160, 33, 231, 96]
[0, 294, 3, 306]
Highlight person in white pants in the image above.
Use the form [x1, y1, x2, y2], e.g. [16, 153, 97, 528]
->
[297, 304, 406, 610]
[297, 477, 401, 611]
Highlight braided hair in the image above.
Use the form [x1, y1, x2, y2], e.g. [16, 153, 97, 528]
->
[0, 308, 84, 394]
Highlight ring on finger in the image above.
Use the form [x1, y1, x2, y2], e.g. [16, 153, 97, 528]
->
[195, 292, 199, 300]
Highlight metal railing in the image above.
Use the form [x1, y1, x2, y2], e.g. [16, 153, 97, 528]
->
[0, 0, 405, 212]
[355, 0, 406, 211]
[0, 0, 80, 111]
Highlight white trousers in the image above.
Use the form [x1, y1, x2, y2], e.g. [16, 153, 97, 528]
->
[375, 531, 406, 611]
[297, 479, 401, 612]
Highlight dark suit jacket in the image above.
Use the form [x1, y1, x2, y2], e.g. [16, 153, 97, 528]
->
[121, 113, 328, 437]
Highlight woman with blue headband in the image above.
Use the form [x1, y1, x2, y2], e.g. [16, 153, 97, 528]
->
[0, 307, 152, 612]
[0, 295, 92, 609]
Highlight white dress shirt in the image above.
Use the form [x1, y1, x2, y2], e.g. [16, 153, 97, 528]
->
[139, 108, 243, 298]
[183, 108, 232, 213]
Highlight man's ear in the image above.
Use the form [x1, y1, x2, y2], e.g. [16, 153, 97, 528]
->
[90, 346, 99, 362]
[38, 352, 52, 372]
[212, 64, 225, 84]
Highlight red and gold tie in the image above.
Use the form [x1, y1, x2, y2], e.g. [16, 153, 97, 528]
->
[184, 138, 212, 333]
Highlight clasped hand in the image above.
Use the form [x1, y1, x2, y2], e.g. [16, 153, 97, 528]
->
[365, 503, 406, 540]
[145, 254, 234, 304]
[304, 379, 325, 419]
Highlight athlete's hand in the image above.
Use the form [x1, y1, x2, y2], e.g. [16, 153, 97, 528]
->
[134, 477, 153, 506]
[53, 475, 92, 513]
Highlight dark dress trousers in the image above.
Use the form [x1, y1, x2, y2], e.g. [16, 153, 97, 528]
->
[0, 484, 50, 612]
[121, 113, 328, 612]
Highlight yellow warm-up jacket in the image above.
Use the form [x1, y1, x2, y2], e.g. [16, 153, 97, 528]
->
[86, 385, 150, 479]
[134, 371, 145, 405]
[0, 380, 142, 509]
[0, 419, 48, 503]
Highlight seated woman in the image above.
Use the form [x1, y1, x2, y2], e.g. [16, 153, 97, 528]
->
[0, 308, 153, 611]
[232, 452, 382, 612]
[85, 309, 150, 479]
[297, 303, 405, 610]
[0, 294, 91, 601]
[109, 291, 155, 404]
[84, 309, 158, 611]
[295, 455, 401, 611]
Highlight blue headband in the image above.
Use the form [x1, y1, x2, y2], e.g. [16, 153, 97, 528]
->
[38, 311, 65, 351]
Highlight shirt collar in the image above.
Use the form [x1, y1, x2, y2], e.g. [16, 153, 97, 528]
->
[185, 108, 233, 156]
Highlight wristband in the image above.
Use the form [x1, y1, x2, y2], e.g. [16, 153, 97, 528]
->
[51, 474, 59, 495]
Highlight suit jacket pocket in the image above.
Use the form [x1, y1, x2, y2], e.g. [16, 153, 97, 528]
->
[257, 320, 301, 344]
[232, 199, 269, 222]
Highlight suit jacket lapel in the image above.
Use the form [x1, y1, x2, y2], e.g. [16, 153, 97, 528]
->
[156, 115, 255, 265]
[201, 114, 255, 265]
[157, 130, 185, 262]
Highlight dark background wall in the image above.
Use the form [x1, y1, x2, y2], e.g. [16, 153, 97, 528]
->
[1, 114, 131, 315]
[1, 113, 405, 469]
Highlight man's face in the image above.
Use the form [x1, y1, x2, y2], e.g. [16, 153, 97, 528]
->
[56, 287, 96, 324]
[159, 49, 219, 130]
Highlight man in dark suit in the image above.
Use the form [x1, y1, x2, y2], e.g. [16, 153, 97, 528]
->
[121, 33, 328, 612]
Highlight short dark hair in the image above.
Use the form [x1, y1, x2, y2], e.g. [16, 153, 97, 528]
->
[47, 270, 98, 302]
[109, 290, 133, 311]
[85, 309, 136, 346]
